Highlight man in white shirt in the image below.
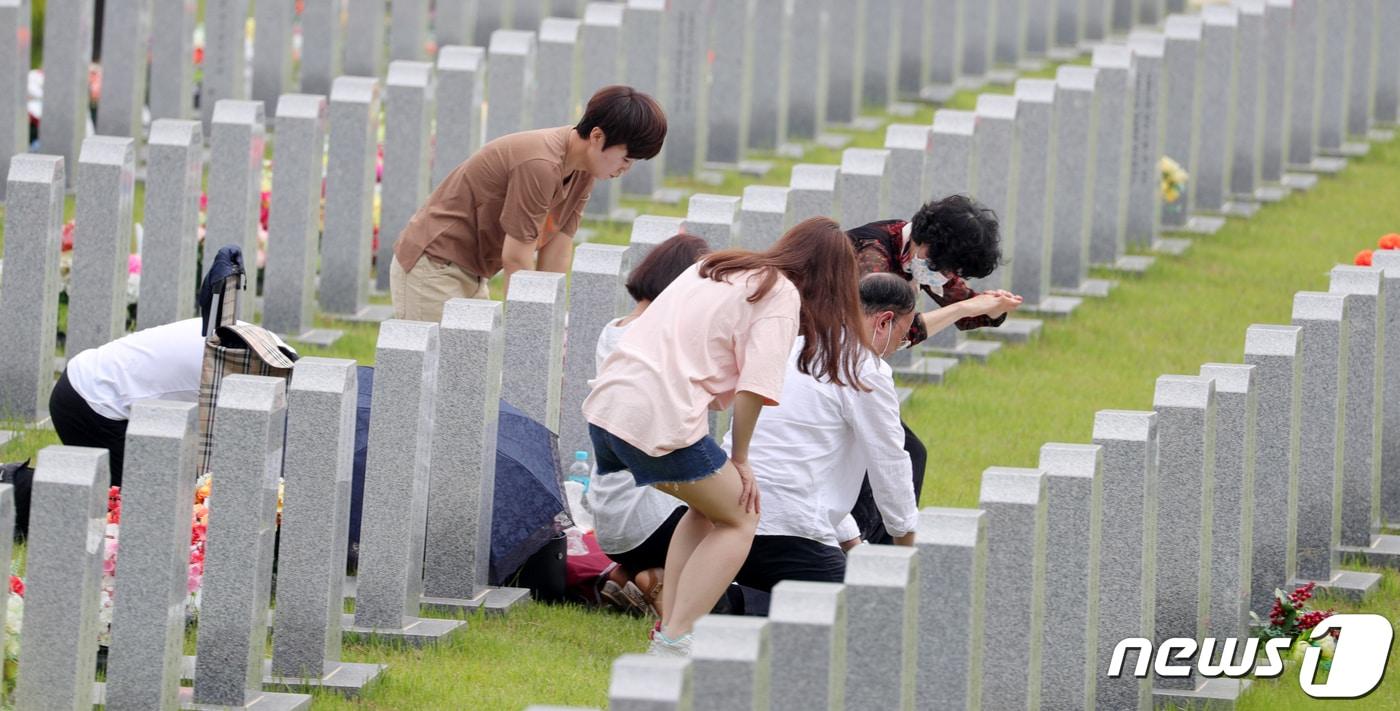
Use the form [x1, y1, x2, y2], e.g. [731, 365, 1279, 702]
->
[50, 317, 294, 487]
[722, 273, 920, 591]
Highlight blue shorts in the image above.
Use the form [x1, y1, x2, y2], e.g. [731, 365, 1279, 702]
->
[588, 423, 729, 487]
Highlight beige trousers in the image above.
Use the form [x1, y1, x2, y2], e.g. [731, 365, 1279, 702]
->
[390, 256, 492, 323]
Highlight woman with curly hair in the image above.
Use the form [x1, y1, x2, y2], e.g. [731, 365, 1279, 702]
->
[843, 194, 1023, 545]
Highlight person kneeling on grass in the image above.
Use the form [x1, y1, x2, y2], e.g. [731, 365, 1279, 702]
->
[582, 233, 712, 617]
[582, 217, 870, 657]
[720, 272, 921, 591]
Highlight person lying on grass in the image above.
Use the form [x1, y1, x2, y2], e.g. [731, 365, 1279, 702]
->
[720, 272, 921, 592]
[582, 217, 870, 657]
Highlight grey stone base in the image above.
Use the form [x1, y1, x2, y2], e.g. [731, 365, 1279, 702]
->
[1337, 533, 1400, 568]
[421, 586, 533, 617]
[1281, 172, 1319, 191]
[284, 328, 343, 348]
[573, 228, 596, 244]
[920, 84, 959, 103]
[956, 76, 988, 92]
[895, 386, 913, 405]
[1048, 47, 1082, 61]
[1288, 570, 1382, 603]
[1153, 238, 1193, 256]
[651, 187, 686, 205]
[341, 613, 466, 646]
[187, 691, 313, 711]
[1323, 141, 1370, 158]
[891, 356, 959, 384]
[1020, 295, 1082, 317]
[92, 682, 312, 710]
[1152, 678, 1250, 709]
[776, 143, 806, 160]
[1162, 215, 1226, 236]
[738, 160, 774, 178]
[343, 576, 529, 618]
[816, 133, 854, 150]
[890, 102, 924, 117]
[263, 659, 386, 697]
[1218, 200, 1260, 219]
[1292, 156, 1348, 174]
[976, 318, 1042, 343]
[609, 208, 640, 223]
[54, 355, 67, 374]
[1053, 278, 1116, 298]
[0, 430, 14, 448]
[695, 171, 725, 187]
[1253, 185, 1289, 203]
[1368, 129, 1395, 142]
[1017, 58, 1048, 72]
[1112, 255, 1157, 273]
[987, 69, 1019, 86]
[925, 338, 1002, 363]
[853, 116, 891, 131]
[335, 304, 396, 323]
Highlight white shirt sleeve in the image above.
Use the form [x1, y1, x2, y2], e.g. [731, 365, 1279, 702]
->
[835, 513, 861, 544]
[845, 360, 919, 539]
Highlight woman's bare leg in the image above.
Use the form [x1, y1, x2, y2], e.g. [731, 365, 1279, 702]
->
[657, 461, 758, 638]
[657, 507, 711, 625]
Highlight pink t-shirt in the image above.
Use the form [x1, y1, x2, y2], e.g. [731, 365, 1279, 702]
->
[582, 264, 802, 456]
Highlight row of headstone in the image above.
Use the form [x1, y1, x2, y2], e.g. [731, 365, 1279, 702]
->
[7, 0, 1392, 428]
[5, 268, 651, 703]
[12, 0, 1223, 202]
[535, 250, 1400, 711]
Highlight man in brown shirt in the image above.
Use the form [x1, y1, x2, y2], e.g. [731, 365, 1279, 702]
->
[391, 86, 667, 321]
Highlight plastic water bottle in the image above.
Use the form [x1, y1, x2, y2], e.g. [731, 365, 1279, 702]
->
[564, 451, 595, 535]
[568, 451, 591, 491]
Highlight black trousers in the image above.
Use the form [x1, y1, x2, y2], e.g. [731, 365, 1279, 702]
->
[607, 506, 688, 576]
[850, 420, 927, 545]
[49, 368, 129, 487]
[734, 535, 847, 593]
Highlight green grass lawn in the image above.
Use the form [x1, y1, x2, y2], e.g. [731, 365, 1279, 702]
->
[4, 57, 1400, 707]
[293, 128, 1400, 710]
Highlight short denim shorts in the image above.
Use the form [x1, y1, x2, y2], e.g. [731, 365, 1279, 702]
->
[588, 423, 729, 487]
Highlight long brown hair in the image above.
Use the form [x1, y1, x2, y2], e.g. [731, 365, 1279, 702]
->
[699, 217, 870, 390]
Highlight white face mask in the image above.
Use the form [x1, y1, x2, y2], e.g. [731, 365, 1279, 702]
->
[910, 259, 944, 287]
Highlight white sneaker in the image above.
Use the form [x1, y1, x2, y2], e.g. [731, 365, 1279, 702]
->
[647, 631, 694, 657]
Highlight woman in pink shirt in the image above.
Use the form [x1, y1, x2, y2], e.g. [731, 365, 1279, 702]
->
[583, 217, 869, 655]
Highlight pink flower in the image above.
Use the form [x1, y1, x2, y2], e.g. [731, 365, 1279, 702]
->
[127, 254, 141, 275]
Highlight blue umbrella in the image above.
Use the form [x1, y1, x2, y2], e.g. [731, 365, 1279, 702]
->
[489, 401, 566, 584]
[345, 368, 566, 585]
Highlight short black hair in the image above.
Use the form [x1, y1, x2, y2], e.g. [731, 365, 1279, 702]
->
[626, 234, 710, 303]
[859, 272, 917, 316]
[909, 194, 1002, 280]
[575, 85, 668, 160]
